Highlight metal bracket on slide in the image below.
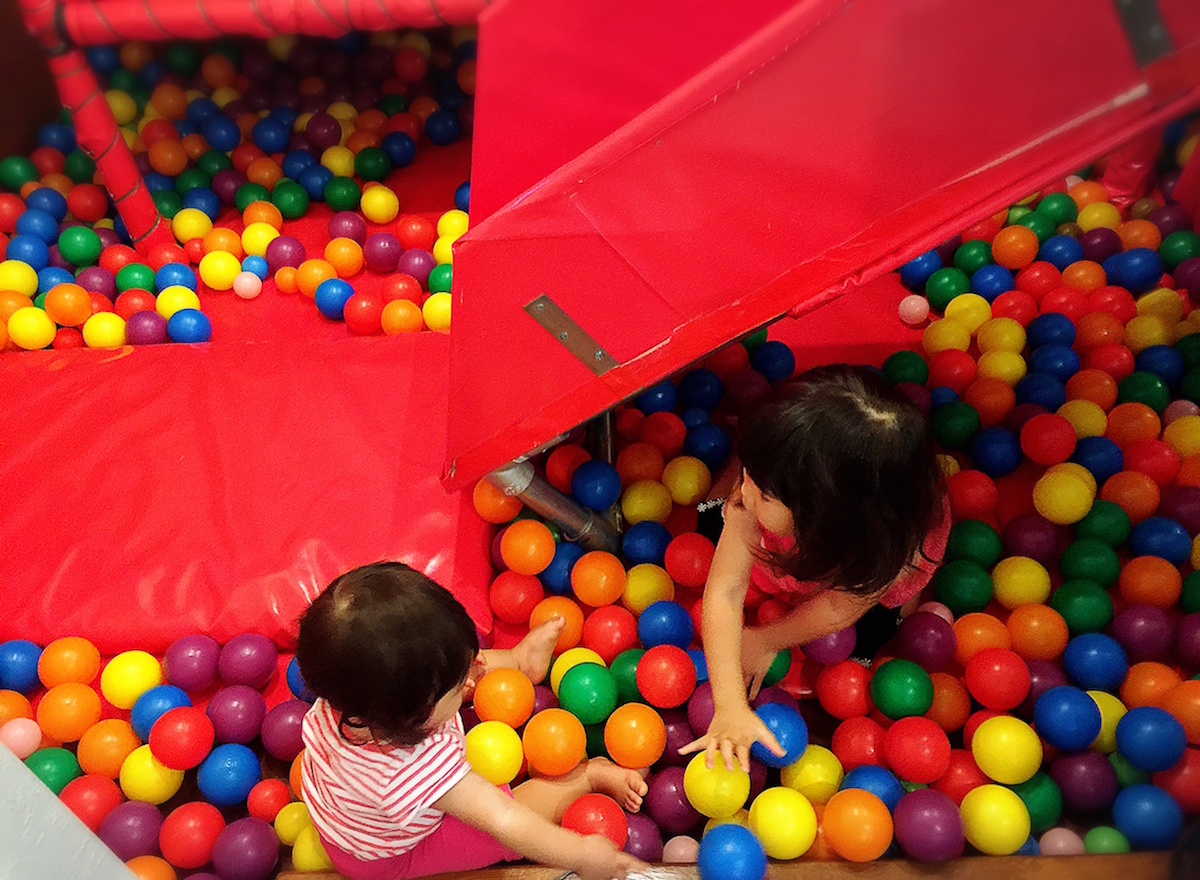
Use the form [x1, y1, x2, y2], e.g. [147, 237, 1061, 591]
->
[1113, 0, 1174, 68]
[525, 294, 619, 376]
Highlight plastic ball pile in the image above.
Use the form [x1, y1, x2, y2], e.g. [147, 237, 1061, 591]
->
[0, 633, 324, 879]
[0, 29, 475, 351]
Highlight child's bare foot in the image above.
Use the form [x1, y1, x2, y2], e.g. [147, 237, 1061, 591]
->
[514, 616, 565, 683]
[586, 757, 649, 813]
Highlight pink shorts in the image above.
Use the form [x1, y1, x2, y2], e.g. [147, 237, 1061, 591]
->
[319, 787, 523, 880]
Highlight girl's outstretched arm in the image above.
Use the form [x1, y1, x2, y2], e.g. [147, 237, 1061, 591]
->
[746, 587, 878, 661]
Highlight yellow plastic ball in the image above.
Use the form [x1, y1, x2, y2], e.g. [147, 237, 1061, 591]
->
[1032, 469, 1094, 525]
[943, 293, 992, 335]
[748, 787, 817, 860]
[320, 145, 356, 177]
[976, 317, 1027, 353]
[683, 752, 751, 819]
[621, 480, 674, 525]
[422, 292, 452, 333]
[1193, 535, 1200, 571]
[622, 563, 674, 614]
[360, 186, 399, 224]
[703, 810, 749, 836]
[266, 34, 298, 61]
[100, 650, 162, 709]
[1057, 400, 1108, 438]
[971, 717, 1042, 785]
[437, 209, 470, 239]
[976, 350, 1027, 385]
[1124, 314, 1171, 353]
[398, 31, 433, 57]
[7, 306, 56, 350]
[0, 259, 40, 295]
[1164, 415, 1200, 458]
[432, 234, 457, 265]
[198, 251, 241, 292]
[1174, 320, 1196, 343]
[105, 90, 138, 125]
[1047, 461, 1097, 494]
[936, 454, 961, 478]
[960, 784, 1031, 855]
[119, 745, 184, 804]
[292, 825, 334, 871]
[781, 745, 843, 805]
[1136, 287, 1185, 323]
[82, 312, 127, 349]
[464, 721, 523, 785]
[210, 86, 241, 108]
[1077, 201, 1122, 232]
[170, 207, 214, 244]
[991, 556, 1051, 609]
[241, 222, 281, 257]
[921, 318, 971, 355]
[660, 456, 712, 506]
[550, 648, 606, 695]
[156, 285, 202, 319]
[1179, 132, 1199, 168]
[1088, 690, 1127, 754]
[326, 101, 357, 121]
[274, 801, 312, 845]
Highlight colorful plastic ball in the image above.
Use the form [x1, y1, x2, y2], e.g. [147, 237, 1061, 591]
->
[272, 801, 310, 846]
[637, 601, 693, 649]
[523, 708, 586, 776]
[258, 700, 306, 763]
[1115, 706, 1187, 773]
[893, 611, 956, 672]
[558, 663, 618, 726]
[98, 800, 165, 862]
[971, 716, 1042, 785]
[0, 641, 40, 695]
[744, 786, 816, 860]
[839, 764, 904, 812]
[499, 520, 556, 576]
[745, 702, 806, 769]
[32, 681, 99, 744]
[1129, 516, 1191, 564]
[969, 427, 1022, 476]
[569, 460, 622, 512]
[960, 784, 1031, 855]
[147, 705, 214, 772]
[801, 625, 856, 666]
[120, 744, 185, 805]
[1033, 686, 1103, 750]
[822, 788, 894, 862]
[463, 720, 523, 785]
[157, 801, 226, 871]
[100, 651, 162, 710]
[684, 752, 750, 819]
[893, 789, 964, 862]
[206, 685, 267, 744]
[166, 308, 211, 343]
[868, 659, 933, 719]
[7, 305, 55, 350]
[312, 277, 354, 320]
[216, 634, 277, 691]
[58, 773, 124, 834]
[162, 634, 220, 694]
[210, 817, 279, 880]
[696, 823, 764, 880]
[128, 684, 191, 742]
[245, 779, 291, 826]
[1063, 633, 1128, 691]
[748, 340, 796, 383]
[1071, 436, 1125, 487]
[1112, 784, 1184, 851]
[636, 645, 696, 709]
[600, 702, 664, 769]
[0, 716, 39, 760]
[778, 744, 841, 805]
[197, 743, 262, 808]
[882, 716, 951, 784]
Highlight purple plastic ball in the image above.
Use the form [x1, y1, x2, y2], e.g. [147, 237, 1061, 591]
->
[207, 685, 268, 744]
[363, 233, 402, 274]
[264, 235, 306, 272]
[460, 704, 479, 731]
[531, 685, 558, 716]
[723, 368, 771, 412]
[893, 789, 965, 862]
[936, 235, 962, 265]
[1003, 513, 1062, 566]
[658, 708, 693, 769]
[624, 810, 664, 861]
[125, 310, 169, 346]
[211, 817, 280, 880]
[686, 682, 715, 737]
[1049, 752, 1120, 813]
[97, 801, 163, 861]
[1022, 660, 1070, 718]
[95, 227, 120, 250]
[212, 169, 248, 206]
[802, 626, 856, 666]
[896, 382, 932, 414]
[1159, 486, 1200, 536]
[645, 767, 702, 836]
[1175, 258, 1200, 304]
[1177, 613, 1200, 672]
[752, 686, 800, 714]
[304, 113, 342, 151]
[48, 245, 71, 270]
[1003, 403, 1049, 436]
[748, 758, 768, 802]
[328, 211, 367, 244]
[163, 633, 221, 693]
[1149, 203, 1191, 237]
[260, 699, 307, 761]
[76, 266, 115, 301]
[1109, 604, 1175, 664]
[1160, 170, 1183, 204]
[894, 611, 957, 672]
[218, 633, 278, 689]
[1079, 227, 1122, 264]
[396, 248, 435, 286]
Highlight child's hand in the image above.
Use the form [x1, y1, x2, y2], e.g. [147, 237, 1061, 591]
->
[722, 481, 760, 544]
[678, 703, 785, 773]
[574, 834, 647, 880]
[740, 627, 779, 700]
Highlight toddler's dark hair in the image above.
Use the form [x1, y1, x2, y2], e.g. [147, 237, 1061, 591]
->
[296, 562, 479, 746]
[739, 363, 942, 596]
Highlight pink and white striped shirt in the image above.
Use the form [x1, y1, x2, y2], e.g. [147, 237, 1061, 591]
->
[300, 698, 469, 859]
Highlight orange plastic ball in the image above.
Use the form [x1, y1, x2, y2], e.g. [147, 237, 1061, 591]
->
[1120, 662, 1183, 709]
[201, 54, 237, 89]
[1074, 312, 1125, 352]
[615, 442, 666, 485]
[1119, 219, 1162, 252]
[245, 157, 283, 190]
[522, 708, 587, 776]
[1069, 180, 1110, 209]
[1106, 402, 1162, 448]
[231, 143, 265, 173]
[1005, 605, 1068, 662]
[953, 613, 1011, 668]
[295, 259, 338, 298]
[150, 83, 188, 120]
[500, 520, 557, 576]
[472, 480, 522, 524]
[961, 378, 1016, 428]
[1062, 260, 1107, 291]
[926, 672, 972, 733]
[822, 788, 894, 862]
[0, 290, 33, 323]
[345, 130, 381, 154]
[474, 668, 536, 728]
[38, 636, 101, 687]
[571, 551, 628, 606]
[242, 201, 284, 229]
[1162, 680, 1200, 744]
[991, 226, 1039, 270]
[275, 266, 299, 295]
[1178, 455, 1200, 488]
[529, 597, 585, 655]
[1118, 555, 1182, 608]
[325, 237, 365, 277]
[180, 134, 209, 161]
[604, 703, 666, 769]
[37, 682, 102, 743]
[148, 140, 189, 177]
[381, 299, 424, 334]
[353, 108, 387, 133]
[77, 719, 142, 778]
[202, 227, 243, 259]
[1065, 368, 1119, 410]
[1100, 470, 1161, 524]
[119, 41, 154, 72]
[126, 855, 176, 880]
[43, 283, 94, 327]
[0, 689, 33, 726]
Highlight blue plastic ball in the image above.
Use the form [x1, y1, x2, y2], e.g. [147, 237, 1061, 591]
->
[1128, 516, 1192, 564]
[281, 150, 317, 181]
[1063, 633, 1128, 691]
[637, 601, 694, 649]
[1112, 784, 1183, 850]
[697, 824, 766, 880]
[37, 266, 74, 293]
[970, 264, 1014, 302]
[381, 132, 417, 168]
[424, 109, 461, 146]
[570, 460, 623, 511]
[454, 180, 470, 213]
[622, 521, 672, 566]
[899, 250, 942, 289]
[1026, 312, 1077, 349]
[970, 427, 1023, 476]
[1134, 345, 1185, 386]
[314, 278, 355, 321]
[1105, 248, 1163, 294]
[1071, 436, 1124, 484]
[750, 702, 808, 769]
[689, 648, 709, 683]
[1015, 373, 1067, 411]
[16, 209, 60, 245]
[684, 422, 733, 471]
[930, 387, 959, 407]
[173, 120, 198, 138]
[840, 764, 905, 811]
[251, 117, 290, 154]
[1016, 836, 1040, 856]
[166, 309, 213, 343]
[539, 541, 585, 595]
[749, 341, 796, 383]
[0, 640, 42, 694]
[241, 255, 270, 280]
[86, 45, 120, 75]
[202, 116, 241, 152]
[138, 61, 167, 89]
[7, 234, 50, 270]
[185, 97, 219, 128]
[130, 685, 192, 741]
[1032, 686, 1103, 751]
[25, 187, 68, 222]
[155, 262, 197, 291]
[182, 187, 221, 220]
[197, 743, 262, 807]
[37, 124, 76, 155]
[299, 165, 334, 201]
[144, 172, 175, 194]
[1038, 235, 1085, 270]
[286, 656, 315, 703]
[682, 408, 711, 429]
[677, 368, 724, 411]
[634, 380, 678, 414]
[1027, 345, 1081, 383]
[1115, 707, 1188, 773]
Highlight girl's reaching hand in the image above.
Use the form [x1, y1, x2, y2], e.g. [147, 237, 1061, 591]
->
[677, 702, 785, 773]
[739, 627, 779, 700]
[574, 834, 648, 880]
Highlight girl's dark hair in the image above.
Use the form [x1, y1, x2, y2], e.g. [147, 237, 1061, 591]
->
[739, 364, 942, 596]
[296, 562, 479, 746]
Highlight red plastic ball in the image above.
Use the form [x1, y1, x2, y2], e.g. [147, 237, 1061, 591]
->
[148, 706, 215, 770]
[961, 709, 1004, 750]
[560, 793, 628, 849]
[816, 660, 872, 720]
[115, 289, 158, 320]
[247, 778, 292, 823]
[1039, 286, 1089, 321]
[0, 193, 25, 233]
[1123, 439, 1181, 486]
[831, 716, 887, 772]
[930, 749, 990, 805]
[52, 327, 85, 349]
[1087, 286, 1138, 323]
[489, 571, 544, 625]
[1153, 746, 1200, 814]
[381, 273, 423, 303]
[1015, 261, 1062, 300]
[1083, 343, 1136, 381]
[945, 469, 999, 520]
[637, 412, 687, 458]
[88, 292, 113, 314]
[100, 244, 139, 275]
[159, 801, 226, 870]
[59, 774, 124, 833]
[963, 648, 1030, 711]
[395, 215, 436, 251]
[882, 716, 952, 784]
[663, 533, 715, 589]
[67, 184, 109, 224]
[1019, 413, 1077, 465]
[343, 291, 384, 335]
[926, 349, 977, 395]
[990, 289, 1039, 326]
[581, 605, 638, 666]
[635, 645, 696, 709]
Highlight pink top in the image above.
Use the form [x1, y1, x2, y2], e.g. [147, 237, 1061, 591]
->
[749, 496, 952, 609]
[301, 698, 470, 860]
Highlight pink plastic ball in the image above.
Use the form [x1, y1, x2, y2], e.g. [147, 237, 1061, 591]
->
[1039, 827, 1085, 855]
[662, 834, 700, 863]
[233, 272, 262, 300]
[917, 602, 955, 625]
[0, 717, 43, 759]
[899, 295, 931, 326]
[1163, 399, 1200, 426]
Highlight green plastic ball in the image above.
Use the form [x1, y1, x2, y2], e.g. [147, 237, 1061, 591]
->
[323, 176, 362, 213]
[0, 155, 38, 191]
[1160, 230, 1200, 271]
[164, 42, 201, 76]
[558, 663, 619, 726]
[1015, 211, 1056, 244]
[742, 328, 768, 351]
[1083, 826, 1130, 854]
[762, 650, 790, 688]
[946, 519, 1004, 568]
[1108, 751, 1150, 788]
[1008, 771, 1062, 836]
[211, 39, 240, 63]
[1182, 571, 1200, 615]
[1035, 192, 1078, 226]
[1175, 333, 1200, 369]
[1073, 499, 1132, 547]
[932, 560, 994, 615]
[900, 780, 928, 793]
[881, 350, 929, 387]
[235, 183, 271, 213]
[196, 150, 233, 177]
[925, 267, 971, 312]
[427, 264, 453, 295]
[24, 747, 81, 794]
[1180, 367, 1200, 405]
[272, 180, 309, 220]
[953, 240, 993, 275]
[584, 721, 611, 760]
[1058, 539, 1120, 586]
[63, 151, 96, 184]
[378, 94, 410, 116]
[33, 291, 46, 309]
[109, 69, 140, 95]
[153, 190, 183, 219]
[57, 226, 102, 267]
[1007, 204, 1034, 225]
[610, 649, 644, 705]
[868, 659, 934, 719]
[1117, 371, 1170, 413]
[174, 168, 211, 196]
[353, 147, 391, 182]
[930, 402, 982, 449]
[116, 263, 156, 293]
[1049, 580, 1114, 635]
